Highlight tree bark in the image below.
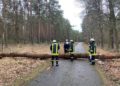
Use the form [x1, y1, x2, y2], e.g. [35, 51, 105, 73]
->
[0, 53, 120, 60]
[108, 0, 116, 49]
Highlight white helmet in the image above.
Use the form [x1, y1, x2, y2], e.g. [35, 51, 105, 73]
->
[66, 42, 69, 44]
[90, 38, 95, 41]
[53, 40, 56, 43]
[70, 40, 73, 42]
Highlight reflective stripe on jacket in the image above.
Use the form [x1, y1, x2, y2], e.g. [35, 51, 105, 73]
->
[70, 43, 74, 52]
[52, 43, 59, 56]
[88, 45, 96, 56]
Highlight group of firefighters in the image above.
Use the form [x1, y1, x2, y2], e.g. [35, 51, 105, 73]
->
[64, 39, 74, 54]
[50, 39, 74, 66]
[50, 38, 96, 66]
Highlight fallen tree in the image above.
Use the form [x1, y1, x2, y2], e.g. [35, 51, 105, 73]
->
[0, 53, 120, 60]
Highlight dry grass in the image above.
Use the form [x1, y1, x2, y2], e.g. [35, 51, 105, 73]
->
[96, 46, 120, 85]
[0, 44, 50, 54]
[97, 48, 119, 56]
[0, 43, 64, 86]
[0, 43, 64, 54]
[83, 43, 118, 55]
[100, 59, 120, 86]
[0, 58, 48, 86]
[0, 43, 61, 86]
[59, 44, 64, 54]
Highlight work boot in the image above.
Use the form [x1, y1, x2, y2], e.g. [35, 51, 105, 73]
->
[56, 64, 59, 66]
[56, 61, 59, 66]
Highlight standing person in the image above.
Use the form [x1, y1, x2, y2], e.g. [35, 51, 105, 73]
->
[64, 39, 70, 53]
[70, 40, 74, 53]
[88, 38, 96, 65]
[50, 40, 60, 66]
[69, 40, 74, 61]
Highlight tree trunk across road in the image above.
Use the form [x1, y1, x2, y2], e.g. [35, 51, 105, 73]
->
[0, 42, 120, 59]
[27, 42, 104, 86]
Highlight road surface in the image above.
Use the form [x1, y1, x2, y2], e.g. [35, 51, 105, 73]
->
[27, 43, 104, 86]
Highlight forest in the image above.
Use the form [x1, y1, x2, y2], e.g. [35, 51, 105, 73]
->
[0, 0, 82, 46]
[0, 0, 120, 86]
[80, 0, 120, 51]
[1, 0, 120, 50]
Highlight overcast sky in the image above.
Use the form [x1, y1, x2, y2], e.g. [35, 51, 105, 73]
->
[59, 0, 84, 32]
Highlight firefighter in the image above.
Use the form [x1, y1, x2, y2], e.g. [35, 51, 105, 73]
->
[64, 39, 70, 53]
[69, 40, 74, 53]
[69, 40, 74, 61]
[88, 38, 96, 65]
[50, 40, 60, 66]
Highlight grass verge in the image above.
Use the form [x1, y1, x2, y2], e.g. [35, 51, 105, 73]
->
[95, 64, 112, 86]
[13, 60, 50, 86]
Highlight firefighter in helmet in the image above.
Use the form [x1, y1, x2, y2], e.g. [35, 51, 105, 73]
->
[69, 40, 75, 61]
[69, 40, 74, 53]
[64, 39, 70, 53]
[88, 38, 96, 65]
[50, 40, 60, 66]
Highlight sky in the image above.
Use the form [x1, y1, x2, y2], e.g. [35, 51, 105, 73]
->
[59, 0, 84, 32]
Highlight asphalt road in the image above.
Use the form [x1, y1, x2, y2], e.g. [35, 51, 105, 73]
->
[27, 43, 104, 86]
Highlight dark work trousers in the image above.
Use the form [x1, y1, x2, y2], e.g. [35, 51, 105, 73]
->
[91, 55, 95, 62]
[89, 54, 95, 62]
[51, 56, 59, 66]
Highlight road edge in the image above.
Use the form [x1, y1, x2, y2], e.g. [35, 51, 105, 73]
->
[95, 64, 116, 86]
[83, 43, 108, 86]
[13, 60, 50, 86]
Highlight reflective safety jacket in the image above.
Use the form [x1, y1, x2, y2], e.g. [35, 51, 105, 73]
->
[70, 42, 74, 53]
[50, 43, 60, 56]
[88, 44, 96, 56]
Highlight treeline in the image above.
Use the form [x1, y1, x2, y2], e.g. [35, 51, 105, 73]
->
[0, 0, 81, 45]
[80, 0, 120, 51]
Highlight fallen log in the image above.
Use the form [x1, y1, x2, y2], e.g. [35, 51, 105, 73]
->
[59, 54, 120, 60]
[0, 53, 120, 60]
[0, 53, 51, 60]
